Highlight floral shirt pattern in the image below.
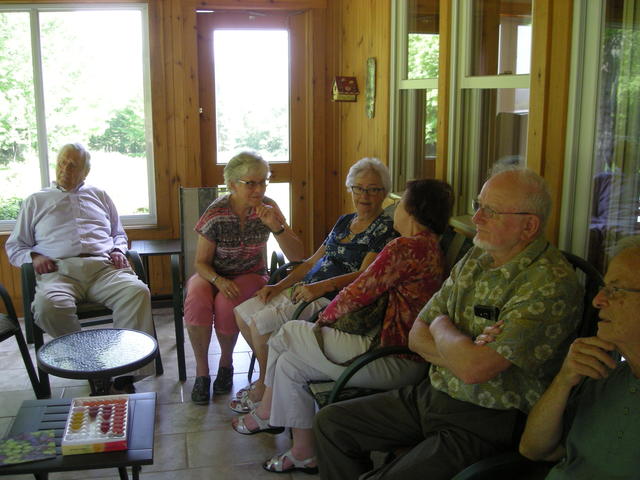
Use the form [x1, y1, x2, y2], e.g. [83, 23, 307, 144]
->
[319, 230, 445, 357]
[195, 194, 271, 278]
[302, 213, 396, 297]
[419, 236, 583, 413]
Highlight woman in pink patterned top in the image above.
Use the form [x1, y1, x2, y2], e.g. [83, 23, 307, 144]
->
[231, 179, 454, 474]
[185, 152, 304, 405]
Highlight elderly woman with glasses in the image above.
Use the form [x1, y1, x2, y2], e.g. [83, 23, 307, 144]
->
[186, 151, 304, 405]
[231, 157, 397, 408]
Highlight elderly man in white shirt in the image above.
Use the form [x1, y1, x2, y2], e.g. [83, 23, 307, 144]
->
[5, 143, 154, 393]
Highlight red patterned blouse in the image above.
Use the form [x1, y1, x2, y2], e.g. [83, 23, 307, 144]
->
[318, 230, 445, 355]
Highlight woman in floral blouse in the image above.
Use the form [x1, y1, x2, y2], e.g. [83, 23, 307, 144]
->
[231, 179, 454, 475]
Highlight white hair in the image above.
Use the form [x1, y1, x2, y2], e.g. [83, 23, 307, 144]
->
[345, 157, 391, 194]
[613, 235, 640, 257]
[58, 143, 91, 172]
[489, 164, 552, 232]
[223, 151, 270, 188]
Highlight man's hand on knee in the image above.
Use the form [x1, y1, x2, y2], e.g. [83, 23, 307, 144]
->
[109, 251, 129, 269]
[32, 253, 58, 274]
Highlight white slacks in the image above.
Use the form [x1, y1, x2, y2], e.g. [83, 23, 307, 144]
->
[234, 291, 330, 335]
[33, 256, 155, 377]
[266, 320, 428, 429]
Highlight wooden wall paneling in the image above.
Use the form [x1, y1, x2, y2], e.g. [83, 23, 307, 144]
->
[309, 8, 333, 250]
[289, 10, 313, 253]
[194, 0, 326, 9]
[435, 0, 452, 180]
[337, 0, 391, 214]
[323, 0, 343, 237]
[0, 237, 22, 316]
[527, 0, 573, 243]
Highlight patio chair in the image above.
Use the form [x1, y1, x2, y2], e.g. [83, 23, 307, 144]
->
[0, 282, 46, 398]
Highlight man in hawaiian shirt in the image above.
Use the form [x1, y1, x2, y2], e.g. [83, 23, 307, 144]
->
[313, 166, 583, 480]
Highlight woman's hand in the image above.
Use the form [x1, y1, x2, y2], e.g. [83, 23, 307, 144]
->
[256, 203, 283, 232]
[474, 319, 504, 346]
[215, 276, 240, 300]
[255, 284, 283, 304]
[291, 282, 325, 304]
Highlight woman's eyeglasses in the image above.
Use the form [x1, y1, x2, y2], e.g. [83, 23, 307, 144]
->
[349, 186, 385, 196]
[237, 179, 269, 189]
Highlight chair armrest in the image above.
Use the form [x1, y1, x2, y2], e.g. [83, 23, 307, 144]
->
[270, 250, 286, 275]
[126, 250, 147, 284]
[20, 263, 37, 343]
[268, 260, 304, 284]
[327, 345, 413, 404]
[451, 451, 549, 480]
[0, 283, 19, 325]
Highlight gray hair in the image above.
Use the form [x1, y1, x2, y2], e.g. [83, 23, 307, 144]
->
[613, 235, 640, 257]
[58, 143, 91, 172]
[345, 157, 391, 194]
[223, 151, 270, 188]
[489, 164, 552, 232]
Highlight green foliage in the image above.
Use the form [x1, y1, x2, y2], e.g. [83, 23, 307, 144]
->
[0, 196, 23, 220]
[89, 105, 146, 156]
[407, 34, 439, 79]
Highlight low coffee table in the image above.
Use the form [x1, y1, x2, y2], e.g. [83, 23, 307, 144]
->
[36, 328, 158, 395]
[0, 392, 156, 479]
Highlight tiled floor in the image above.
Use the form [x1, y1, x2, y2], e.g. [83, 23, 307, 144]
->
[0, 308, 317, 479]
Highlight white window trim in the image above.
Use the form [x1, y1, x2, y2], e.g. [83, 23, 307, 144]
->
[0, 3, 156, 230]
[558, 1, 605, 255]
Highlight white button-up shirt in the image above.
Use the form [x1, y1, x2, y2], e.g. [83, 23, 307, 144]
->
[5, 182, 128, 267]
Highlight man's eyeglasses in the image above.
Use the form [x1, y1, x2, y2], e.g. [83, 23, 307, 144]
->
[471, 200, 534, 219]
[599, 284, 640, 300]
[237, 179, 269, 189]
[349, 185, 385, 196]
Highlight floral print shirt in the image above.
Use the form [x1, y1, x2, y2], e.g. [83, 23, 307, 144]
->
[419, 236, 583, 413]
[319, 230, 445, 355]
[302, 213, 397, 297]
[195, 194, 271, 278]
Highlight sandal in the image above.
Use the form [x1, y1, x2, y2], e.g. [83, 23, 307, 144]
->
[231, 410, 285, 436]
[235, 382, 257, 399]
[229, 394, 260, 414]
[263, 449, 318, 474]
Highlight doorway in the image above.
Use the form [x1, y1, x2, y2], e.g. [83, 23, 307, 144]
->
[197, 10, 313, 256]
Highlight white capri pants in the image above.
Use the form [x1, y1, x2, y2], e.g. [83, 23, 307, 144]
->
[234, 291, 330, 336]
[265, 320, 428, 429]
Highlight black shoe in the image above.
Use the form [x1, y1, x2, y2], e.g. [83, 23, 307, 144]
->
[191, 376, 211, 404]
[212, 366, 234, 395]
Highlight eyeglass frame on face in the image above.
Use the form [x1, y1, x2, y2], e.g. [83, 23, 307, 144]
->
[349, 185, 386, 196]
[236, 178, 269, 189]
[598, 283, 640, 300]
[471, 199, 535, 219]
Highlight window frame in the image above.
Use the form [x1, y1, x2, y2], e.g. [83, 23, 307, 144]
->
[0, 2, 156, 232]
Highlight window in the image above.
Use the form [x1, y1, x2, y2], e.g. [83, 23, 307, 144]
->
[561, 0, 640, 272]
[0, 4, 155, 228]
[390, 0, 441, 191]
[451, 0, 532, 216]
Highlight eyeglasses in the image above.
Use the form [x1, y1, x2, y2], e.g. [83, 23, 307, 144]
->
[349, 185, 385, 196]
[599, 284, 640, 300]
[237, 179, 269, 189]
[472, 200, 534, 219]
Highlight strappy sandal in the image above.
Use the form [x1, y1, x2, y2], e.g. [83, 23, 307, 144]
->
[229, 394, 260, 413]
[263, 449, 319, 474]
[235, 382, 257, 399]
[231, 410, 285, 436]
